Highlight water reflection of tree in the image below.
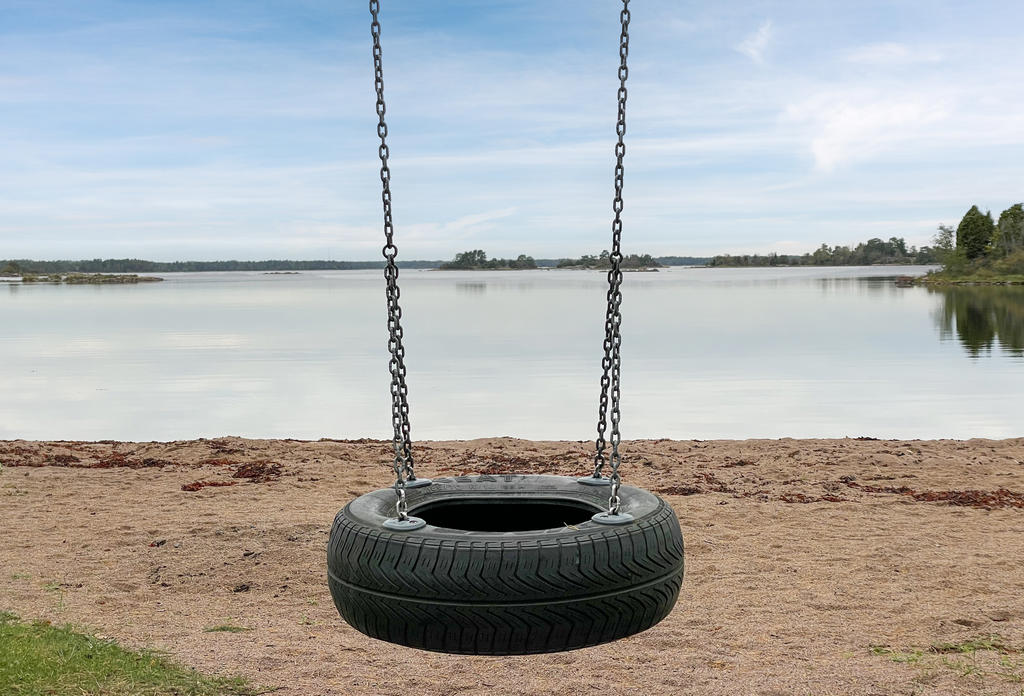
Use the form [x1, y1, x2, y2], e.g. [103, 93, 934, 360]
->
[930, 285, 1024, 357]
[455, 281, 487, 295]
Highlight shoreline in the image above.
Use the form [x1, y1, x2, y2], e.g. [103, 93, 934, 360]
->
[915, 275, 1024, 286]
[2, 436, 1023, 695]
[4, 433, 1023, 444]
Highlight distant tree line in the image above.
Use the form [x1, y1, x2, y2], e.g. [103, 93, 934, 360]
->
[930, 203, 1024, 279]
[0, 253, 711, 277]
[653, 256, 711, 266]
[557, 250, 663, 269]
[0, 258, 442, 275]
[708, 237, 939, 267]
[439, 250, 538, 270]
[539, 255, 707, 267]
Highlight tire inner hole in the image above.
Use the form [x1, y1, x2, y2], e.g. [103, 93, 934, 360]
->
[410, 498, 601, 532]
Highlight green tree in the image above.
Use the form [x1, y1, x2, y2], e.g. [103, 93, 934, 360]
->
[994, 203, 1024, 255]
[442, 250, 488, 269]
[956, 205, 995, 260]
[861, 238, 889, 263]
[811, 244, 832, 265]
[931, 224, 957, 265]
[510, 254, 537, 269]
[915, 245, 938, 264]
[933, 224, 954, 252]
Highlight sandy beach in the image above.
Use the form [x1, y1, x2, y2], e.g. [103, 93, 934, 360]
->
[2, 436, 1023, 695]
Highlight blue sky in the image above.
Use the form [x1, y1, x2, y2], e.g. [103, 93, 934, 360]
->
[1, 0, 1022, 261]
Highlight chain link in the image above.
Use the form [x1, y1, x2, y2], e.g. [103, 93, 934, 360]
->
[593, 0, 631, 515]
[370, 0, 415, 520]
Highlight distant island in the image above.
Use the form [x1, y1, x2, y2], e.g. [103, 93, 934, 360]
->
[436, 249, 676, 271]
[557, 251, 663, 270]
[918, 203, 1024, 285]
[438, 250, 538, 270]
[435, 250, 674, 271]
[19, 272, 162, 284]
[709, 237, 939, 267]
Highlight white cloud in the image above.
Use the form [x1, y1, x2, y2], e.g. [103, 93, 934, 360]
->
[402, 208, 518, 248]
[444, 208, 517, 232]
[785, 91, 949, 171]
[735, 20, 773, 64]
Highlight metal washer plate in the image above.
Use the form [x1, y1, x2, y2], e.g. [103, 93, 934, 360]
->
[382, 516, 426, 531]
[591, 511, 635, 526]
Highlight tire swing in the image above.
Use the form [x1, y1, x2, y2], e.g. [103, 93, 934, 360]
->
[327, 0, 684, 656]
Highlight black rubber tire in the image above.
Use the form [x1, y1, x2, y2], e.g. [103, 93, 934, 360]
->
[327, 474, 684, 655]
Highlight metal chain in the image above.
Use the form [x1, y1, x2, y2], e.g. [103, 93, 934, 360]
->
[369, 0, 630, 519]
[370, 0, 416, 520]
[592, 272, 617, 478]
[592, 0, 630, 516]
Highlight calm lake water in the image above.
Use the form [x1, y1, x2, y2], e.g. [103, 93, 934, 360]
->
[2, 266, 1022, 441]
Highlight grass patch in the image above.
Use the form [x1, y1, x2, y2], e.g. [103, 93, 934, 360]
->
[203, 623, 252, 634]
[920, 273, 1024, 285]
[0, 612, 257, 695]
[870, 645, 925, 664]
[871, 635, 1024, 686]
[929, 636, 1015, 654]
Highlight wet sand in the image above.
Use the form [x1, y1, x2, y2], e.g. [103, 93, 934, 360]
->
[2, 436, 1023, 695]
